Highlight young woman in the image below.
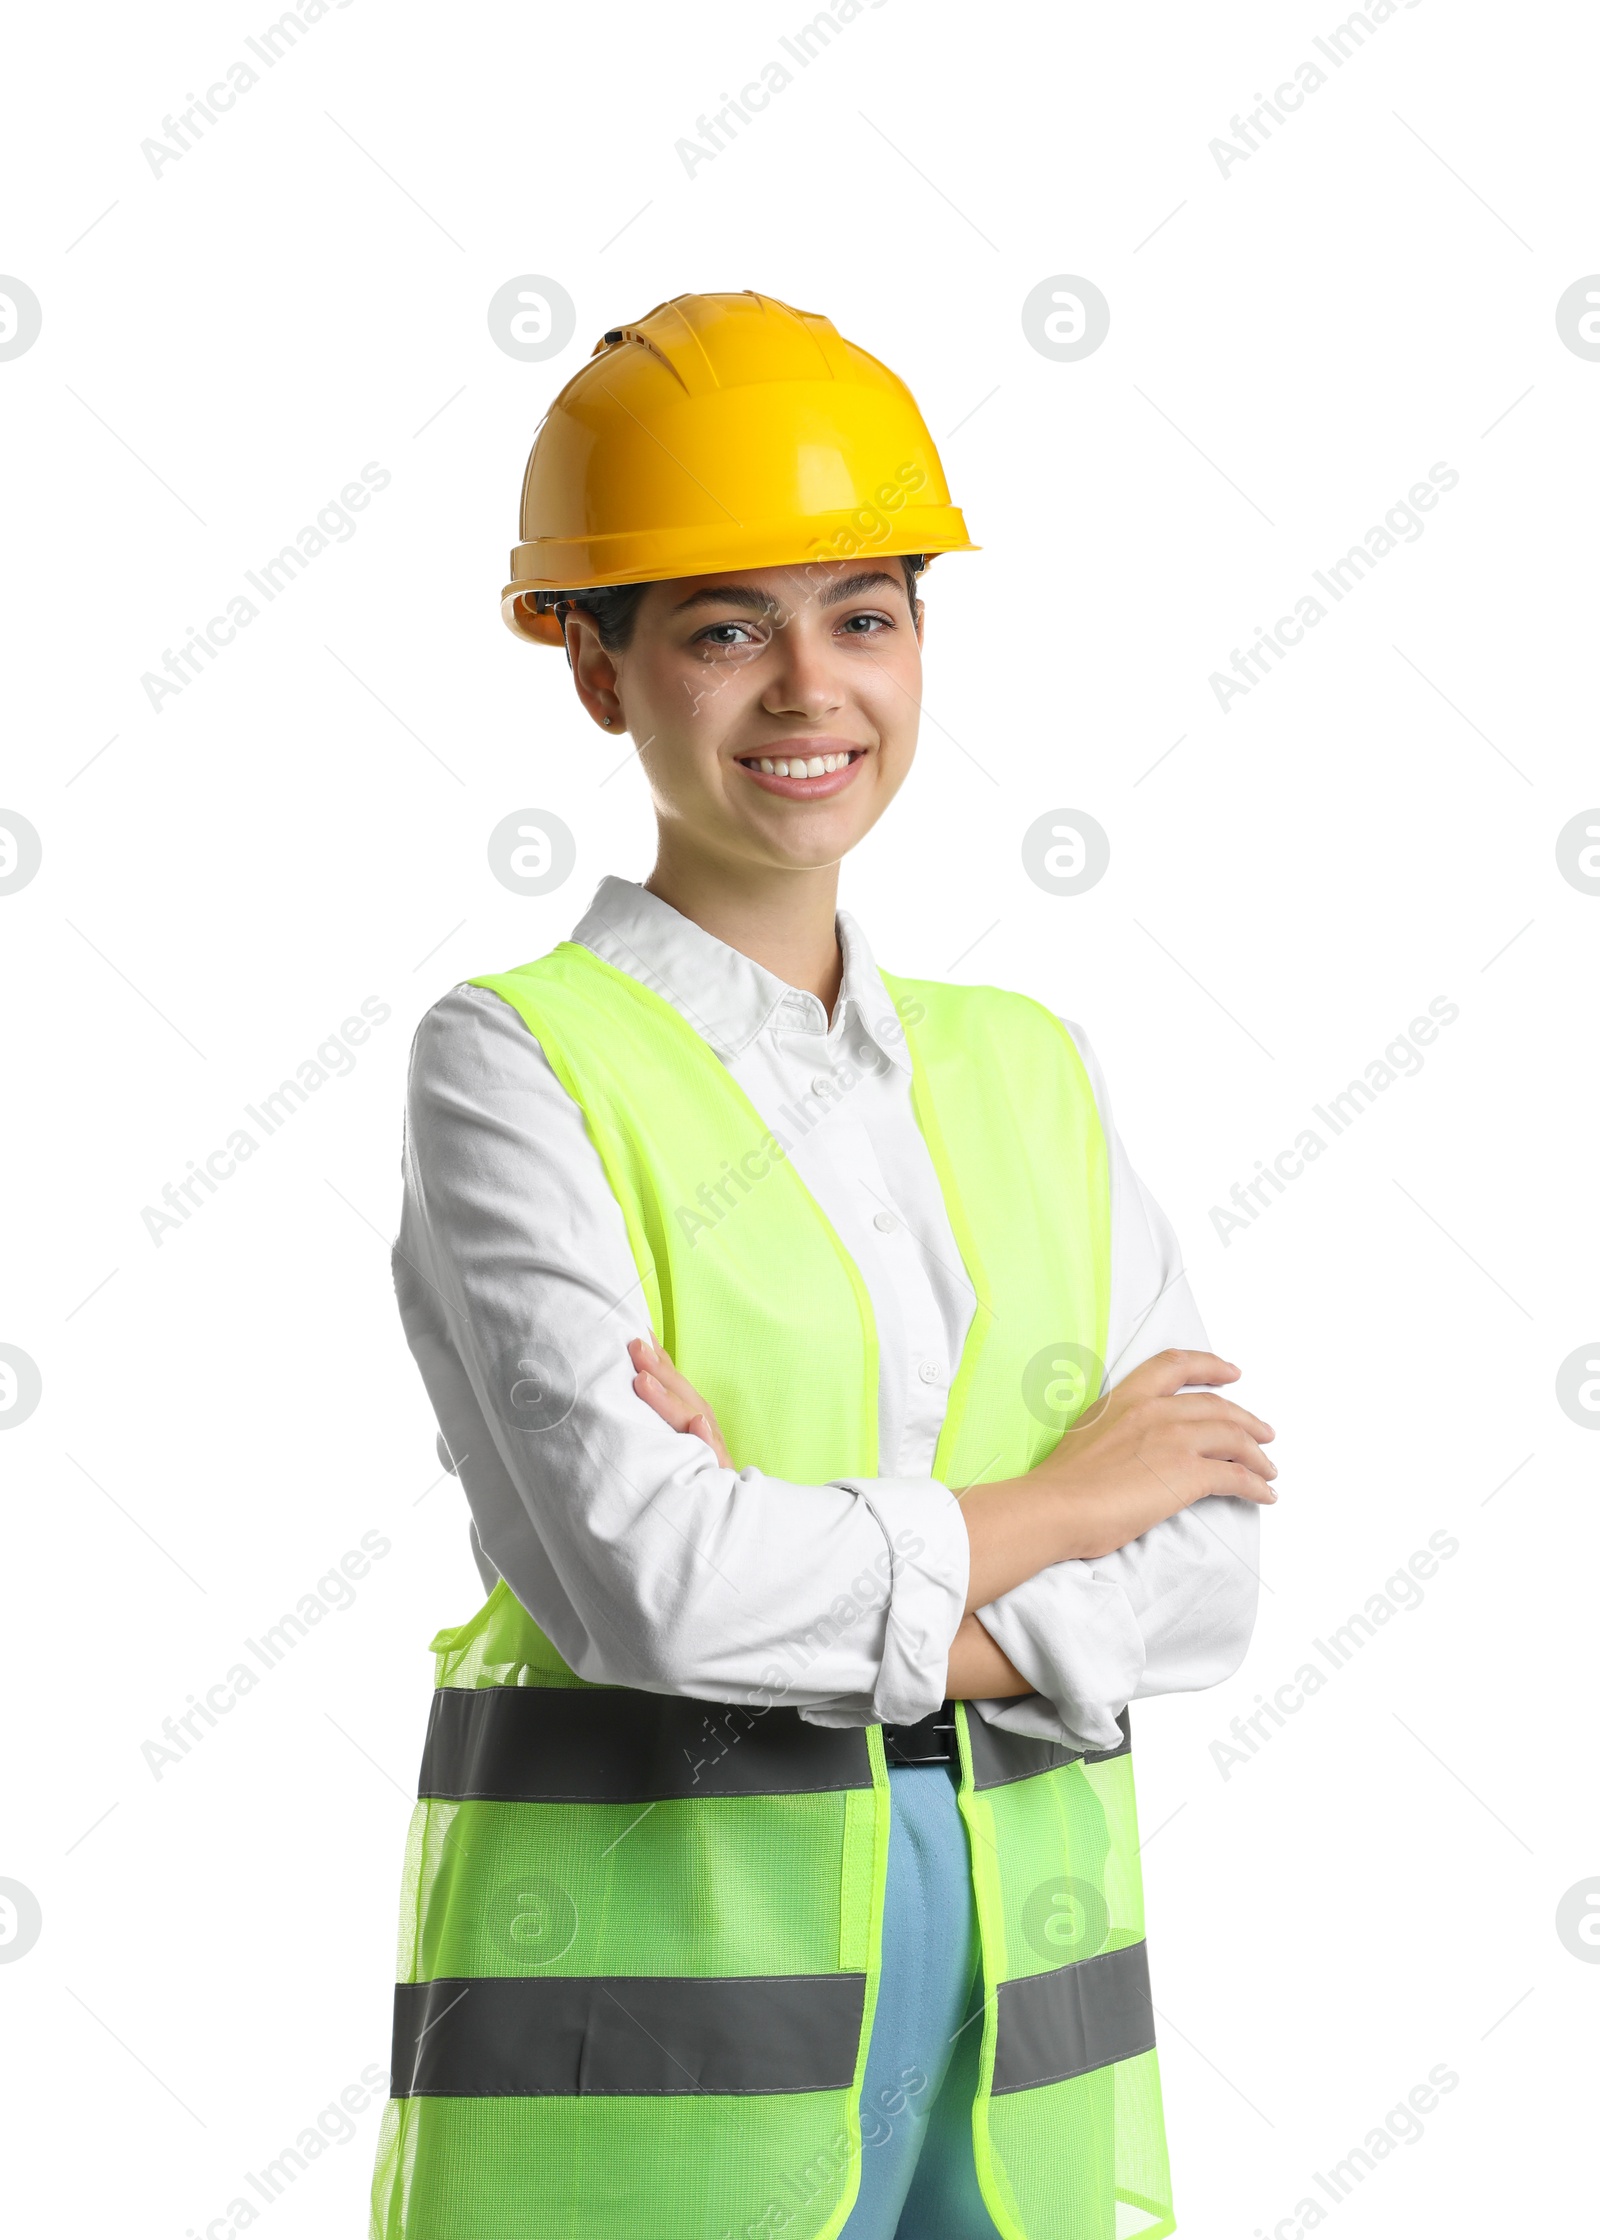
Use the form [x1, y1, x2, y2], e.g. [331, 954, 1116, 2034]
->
[370, 291, 1277, 2240]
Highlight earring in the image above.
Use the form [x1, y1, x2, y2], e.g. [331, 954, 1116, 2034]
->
[601, 714, 613, 726]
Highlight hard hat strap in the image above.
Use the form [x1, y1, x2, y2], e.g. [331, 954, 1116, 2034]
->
[532, 588, 580, 670]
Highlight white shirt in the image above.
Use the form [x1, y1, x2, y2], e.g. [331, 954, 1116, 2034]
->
[392, 874, 1259, 1754]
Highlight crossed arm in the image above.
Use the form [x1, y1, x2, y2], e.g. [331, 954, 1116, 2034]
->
[626, 1336, 1278, 1706]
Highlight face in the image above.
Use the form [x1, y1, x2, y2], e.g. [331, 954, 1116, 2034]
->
[565, 559, 924, 875]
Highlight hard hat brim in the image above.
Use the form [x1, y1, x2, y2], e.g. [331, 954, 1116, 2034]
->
[502, 521, 978, 644]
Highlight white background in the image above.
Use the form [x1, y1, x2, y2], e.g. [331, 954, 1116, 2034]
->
[2, 2, 1594, 2234]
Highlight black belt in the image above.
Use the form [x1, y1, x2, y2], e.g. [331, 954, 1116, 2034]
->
[879, 1698, 958, 1766]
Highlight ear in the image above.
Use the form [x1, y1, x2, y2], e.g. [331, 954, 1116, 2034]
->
[566, 609, 623, 731]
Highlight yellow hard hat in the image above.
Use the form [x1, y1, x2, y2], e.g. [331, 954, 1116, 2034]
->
[501, 289, 979, 644]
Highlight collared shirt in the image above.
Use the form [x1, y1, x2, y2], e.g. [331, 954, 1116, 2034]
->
[392, 875, 1259, 1753]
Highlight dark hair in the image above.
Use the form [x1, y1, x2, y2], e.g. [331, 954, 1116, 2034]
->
[540, 554, 926, 655]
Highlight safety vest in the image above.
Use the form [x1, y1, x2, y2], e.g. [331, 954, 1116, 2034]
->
[370, 942, 1175, 2240]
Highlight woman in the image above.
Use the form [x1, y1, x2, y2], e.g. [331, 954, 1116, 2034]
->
[370, 291, 1277, 2240]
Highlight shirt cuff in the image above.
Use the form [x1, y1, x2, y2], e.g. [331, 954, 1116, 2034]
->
[797, 1475, 969, 1728]
[971, 1560, 1146, 1755]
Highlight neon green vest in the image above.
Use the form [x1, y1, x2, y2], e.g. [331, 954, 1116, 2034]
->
[370, 943, 1175, 2240]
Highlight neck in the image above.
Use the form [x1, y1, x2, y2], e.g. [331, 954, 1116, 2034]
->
[643, 837, 844, 1015]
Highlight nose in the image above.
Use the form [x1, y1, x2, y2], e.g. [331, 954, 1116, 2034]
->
[760, 613, 846, 722]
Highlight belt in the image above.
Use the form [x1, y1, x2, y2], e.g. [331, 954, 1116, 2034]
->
[878, 1698, 958, 1766]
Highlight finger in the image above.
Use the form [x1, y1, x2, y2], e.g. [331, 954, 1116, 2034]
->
[1162, 1392, 1276, 1441]
[1121, 1349, 1241, 1399]
[629, 1336, 690, 1399]
[688, 1411, 733, 1468]
[1149, 1414, 1276, 1478]
[1190, 1427, 1277, 1480]
[631, 1338, 707, 1414]
[1146, 1450, 1279, 1508]
[631, 1367, 699, 1436]
[1215, 1461, 1279, 1505]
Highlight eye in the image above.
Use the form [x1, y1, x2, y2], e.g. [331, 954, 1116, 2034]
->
[692, 620, 767, 652]
[839, 611, 894, 637]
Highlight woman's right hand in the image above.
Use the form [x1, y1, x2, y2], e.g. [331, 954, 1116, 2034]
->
[960, 1349, 1277, 1611]
[1039, 1348, 1276, 1558]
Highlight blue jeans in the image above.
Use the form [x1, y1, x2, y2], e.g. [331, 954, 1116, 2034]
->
[837, 1763, 1005, 2240]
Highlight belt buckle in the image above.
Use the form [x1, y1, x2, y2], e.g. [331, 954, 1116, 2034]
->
[881, 1699, 958, 1766]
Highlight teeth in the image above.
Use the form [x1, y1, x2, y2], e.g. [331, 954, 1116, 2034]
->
[745, 751, 857, 779]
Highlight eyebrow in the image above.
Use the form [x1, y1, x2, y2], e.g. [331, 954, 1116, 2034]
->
[669, 570, 904, 617]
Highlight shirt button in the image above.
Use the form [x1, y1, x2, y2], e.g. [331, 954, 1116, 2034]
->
[916, 1360, 943, 1386]
[811, 1074, 834, 1098]
[873, 1210, 898, 1233]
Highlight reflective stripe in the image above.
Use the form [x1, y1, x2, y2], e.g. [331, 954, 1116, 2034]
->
[418, 1686, 874, 1802]
[392, 1972, 867, 2097]
[964, 1705, 1131, 1791]
[991, 1939, 1155, 2093]
[421, 1688, 1131, 1800]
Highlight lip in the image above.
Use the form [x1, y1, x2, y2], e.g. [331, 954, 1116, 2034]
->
[733, 742, 869, 801]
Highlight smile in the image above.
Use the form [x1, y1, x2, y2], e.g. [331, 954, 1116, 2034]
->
[734, 747, 866, 799]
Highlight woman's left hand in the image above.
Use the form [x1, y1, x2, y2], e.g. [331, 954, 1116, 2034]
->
[628, 1336, 734, 1469]
[627, 1336, 1034, 1702]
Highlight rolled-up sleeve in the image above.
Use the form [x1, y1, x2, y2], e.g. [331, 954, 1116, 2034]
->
[968, 1023, 1262, 1754]
[395, 985, 968, 1727]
